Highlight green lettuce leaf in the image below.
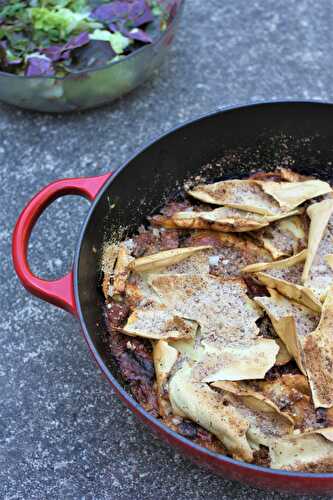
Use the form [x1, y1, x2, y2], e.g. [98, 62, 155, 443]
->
[29, 7, 90, 42]
[90, 29, 131, 54]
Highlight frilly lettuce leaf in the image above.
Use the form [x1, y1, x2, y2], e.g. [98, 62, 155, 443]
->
[29, 7, 89, 41]
[90, 28, 131, 54]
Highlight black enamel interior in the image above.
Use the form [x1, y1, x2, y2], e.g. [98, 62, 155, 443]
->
[76, 101, 333, 392]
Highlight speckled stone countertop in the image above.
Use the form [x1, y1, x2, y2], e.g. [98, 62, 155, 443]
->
[1, 1, 332, 498]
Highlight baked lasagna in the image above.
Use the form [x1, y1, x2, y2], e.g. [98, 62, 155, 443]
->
[101, 168, 333, 472]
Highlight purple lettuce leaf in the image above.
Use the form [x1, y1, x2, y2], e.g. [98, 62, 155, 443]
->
[92, 2, 129, 23]
[108, 21, 118, 32]
[92, 0, 153, 27]
[68, 40, 116, 71]
[130, 0, 154, 26]
[25, 56, 55, 77]
[42, 32, 90, 62]
[129, 0, 146, 18]
[131, 9, 154, 27]
[42, 44, 66, 62]
[126, 28, 152, 43]
[65, 32, 90, 51]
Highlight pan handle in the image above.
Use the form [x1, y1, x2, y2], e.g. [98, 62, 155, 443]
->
[12, 173, 112, 316]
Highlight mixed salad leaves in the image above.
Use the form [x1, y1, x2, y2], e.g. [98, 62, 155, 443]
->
[0, 0, 170, 77]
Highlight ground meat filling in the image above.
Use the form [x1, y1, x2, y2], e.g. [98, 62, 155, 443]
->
[132, 226, 182, 256]
[244, 275, 269, 299]
[160, 230, 179, 250]
[132, 229, 160, 257]
[250, 172, 285, 182]
[256, 314, 277, 339]
[315, 408, 333, 428]
[104, 304, 159, 416]
[106, 302, 130, 328]
[177, 420, 199, 439]
[265, 361, 300, 381]
[253, 446, 271, 467]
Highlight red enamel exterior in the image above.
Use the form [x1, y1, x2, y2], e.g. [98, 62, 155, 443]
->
[12, 102, 333, 495]
[12, 173, 112, 315]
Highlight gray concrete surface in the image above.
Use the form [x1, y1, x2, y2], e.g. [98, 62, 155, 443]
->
[1, 0, 333, 498]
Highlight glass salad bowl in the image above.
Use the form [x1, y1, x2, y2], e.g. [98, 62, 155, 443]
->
[0, 0, 184, 113]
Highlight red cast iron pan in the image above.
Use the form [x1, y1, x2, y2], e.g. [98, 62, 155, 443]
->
[12, 101, 333, 495]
